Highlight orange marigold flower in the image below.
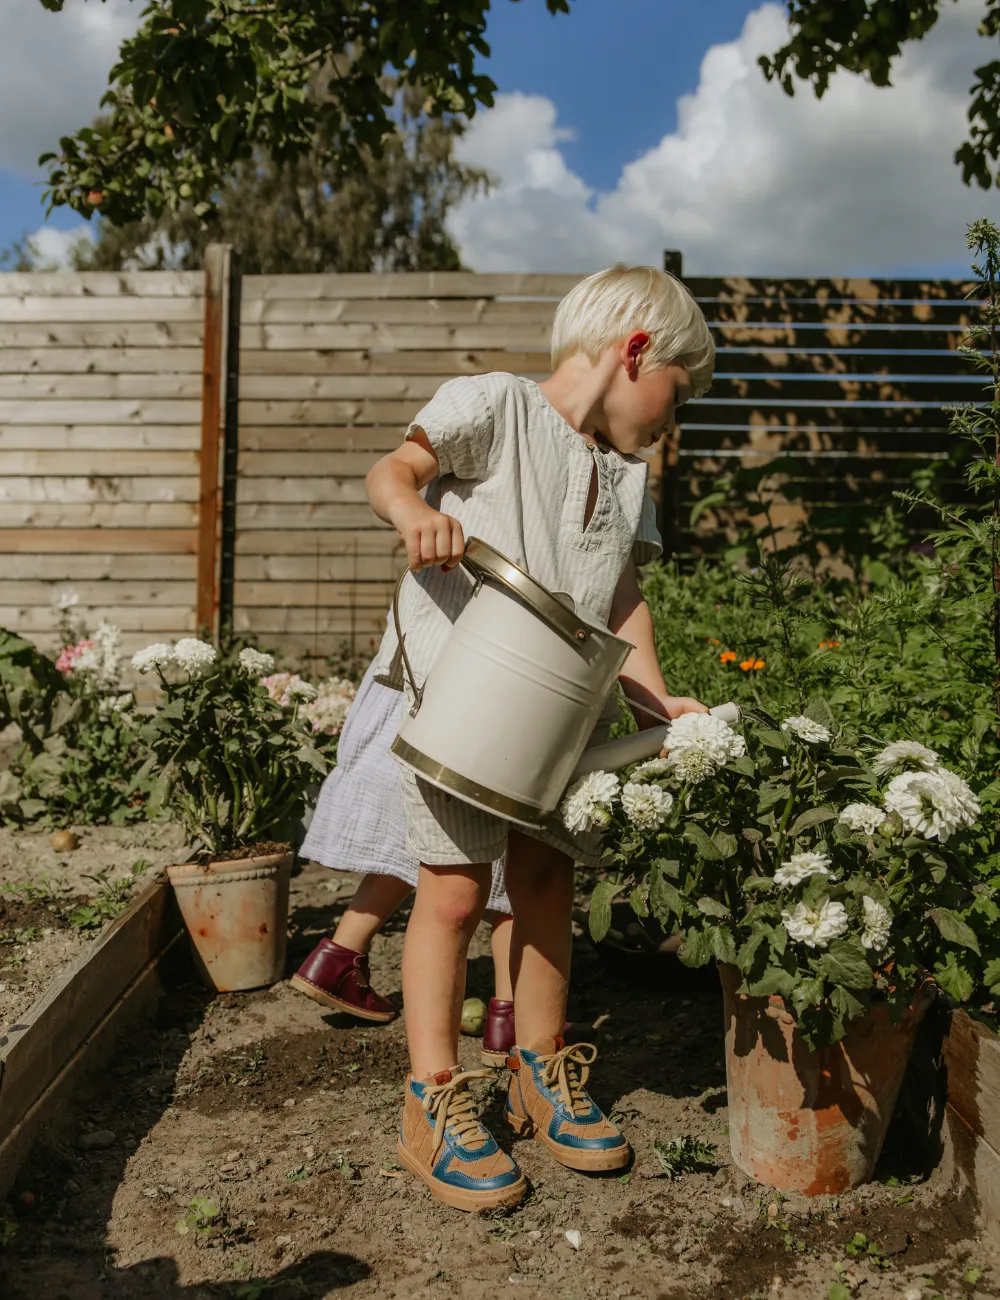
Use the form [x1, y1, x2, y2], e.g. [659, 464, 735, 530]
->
[720, 650, 737, 663]
[706, 637, 721, 646]
[739, 658, 754, 671]
[753, 659, 765, 670]
[819, 638, 842, 650]
[740, 657, 765, 672]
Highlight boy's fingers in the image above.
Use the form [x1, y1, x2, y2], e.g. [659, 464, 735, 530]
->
[450, 519, 466, 566]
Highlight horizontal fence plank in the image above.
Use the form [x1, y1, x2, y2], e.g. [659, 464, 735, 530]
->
[235, 527, 396, 555]
[0, 374, 202, 400]
[235, 478, 370, 505]
[239, 426, 403, 453]
[0, 399, 200, 425]
[0, 477, 200, 504]
[238, 451, 378, 478]
[241, 323, 554, 351]
[234, 607, 392, 634]
[0, 324, 203, 348]
[0, 554, 195, 580]
[0, 425, 200, 451]
[241, 299, 559, 326]
[241, 272, 580, 300]
[0, 529, 196, 554]
[715, 349, 980, 377]
[0, 451, 199, 476]
[234, 581, 396, 608]
[0, 606, 196, 633]
[0, 297, 204, 324]
[240, 374, 443, 401]
[238, 398, 424, 425]
[235, 504, 385, 529]
[240, 348, 549, 376]
[236, 554, 403, 582]
[0, 503, 198, 527]
[0, 580, 194, 606]
[0, 347, 204, 375]
[0, 272, 203, 298]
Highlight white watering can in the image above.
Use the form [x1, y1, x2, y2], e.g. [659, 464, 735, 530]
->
[391, 537, 739, 829]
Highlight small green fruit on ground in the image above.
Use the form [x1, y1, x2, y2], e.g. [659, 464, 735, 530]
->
[50, 830, 79, 852]
[460, 997, 487, 1036]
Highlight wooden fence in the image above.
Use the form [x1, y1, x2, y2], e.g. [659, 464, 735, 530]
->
[0, 255, 982, 667]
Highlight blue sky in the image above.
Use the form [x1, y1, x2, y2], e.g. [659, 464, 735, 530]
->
[1, 0, 997, 274]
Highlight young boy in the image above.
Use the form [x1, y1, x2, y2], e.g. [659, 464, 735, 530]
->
[365, 265, 715, 1212]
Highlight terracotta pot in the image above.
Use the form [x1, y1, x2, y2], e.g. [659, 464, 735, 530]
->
[719, 963, 936, 1194]
[167, 851, 292, 991]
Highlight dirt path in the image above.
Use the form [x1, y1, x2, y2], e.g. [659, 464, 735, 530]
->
[1, 862, 996, 1300]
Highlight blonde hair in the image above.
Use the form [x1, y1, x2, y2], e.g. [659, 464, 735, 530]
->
[550, 264, 715, 396]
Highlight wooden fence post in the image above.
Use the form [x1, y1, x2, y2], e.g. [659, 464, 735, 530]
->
[660, 250, 685, 557]
[196, 245, 238, 639]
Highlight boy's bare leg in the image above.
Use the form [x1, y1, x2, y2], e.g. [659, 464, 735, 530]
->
[332, 872, 413, 954]
[504, 830, 574, 1049]
[402, 862, 492, 1077]
[486, 911, 514, 1001]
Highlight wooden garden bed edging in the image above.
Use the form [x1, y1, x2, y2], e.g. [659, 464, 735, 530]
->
[0, 872, 184, 1197]
[900, 1003, 1000, 1224]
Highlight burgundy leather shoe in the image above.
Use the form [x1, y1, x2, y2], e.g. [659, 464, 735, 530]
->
[481, 997, 516, 1067]
[290, 939, 396, 1023]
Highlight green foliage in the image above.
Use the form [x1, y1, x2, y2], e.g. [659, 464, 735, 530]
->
[760, 0, 1000, 188]
[37, 0, 571, 225]
[70, 82, 488, 274]
[66, 868, 143, 931]
[134, 640, 327, 854]
[651, 1135, 718, 1179]
[175, 1196, 220, 1237]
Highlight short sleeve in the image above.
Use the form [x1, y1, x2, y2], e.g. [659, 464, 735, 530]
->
[405, 376, 495, 480]
[632, 489, 663, 567]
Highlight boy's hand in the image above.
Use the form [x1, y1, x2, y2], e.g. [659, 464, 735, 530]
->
[394, 501, 466, 572]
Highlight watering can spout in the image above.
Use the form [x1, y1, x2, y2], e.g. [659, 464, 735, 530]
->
[570, 702, 741, 782]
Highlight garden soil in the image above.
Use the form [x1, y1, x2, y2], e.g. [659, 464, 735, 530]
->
[1, 860, 997, 1300]
[0, 822, 188, 1033]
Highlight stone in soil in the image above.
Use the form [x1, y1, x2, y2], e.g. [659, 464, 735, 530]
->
[0, 863, 997, 1300]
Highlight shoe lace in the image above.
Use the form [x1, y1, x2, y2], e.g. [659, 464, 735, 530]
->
[421, 1068, 494, 1158]
[539, 1042, 599, 1118]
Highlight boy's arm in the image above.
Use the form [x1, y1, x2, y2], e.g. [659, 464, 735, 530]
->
[366, 429, 465, 571]
[609, 561, 708, 725]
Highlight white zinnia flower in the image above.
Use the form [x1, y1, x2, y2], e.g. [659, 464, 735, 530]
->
[238, 647, 275, 676]
[174, 637, 217, 677]
[774, 851, 833, 888]
[663, 713, 746, 784]
[631, 757, 672, 781]
[620, 782, 674, 830]
[839, 803, 885, 836]
[561, 771, 620, 834]
[131, 642, 176, 674]
[884, 769, 980, 843]
[860, 896, 892, 952]
[873, 740, 940, 777]
[782, 715, 832, 745]
[286, 678, 318, 703]
[781, 899, 849, 948]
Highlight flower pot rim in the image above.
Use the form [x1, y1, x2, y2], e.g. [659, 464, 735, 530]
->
[166, 850, 292, 883]
[717, 961, 938, 1021]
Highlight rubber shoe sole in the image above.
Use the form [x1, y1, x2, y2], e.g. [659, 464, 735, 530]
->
[396, 1137, 527, 1213]
[507, 1108, 631, 1172]
[289, 973, 395, 1023]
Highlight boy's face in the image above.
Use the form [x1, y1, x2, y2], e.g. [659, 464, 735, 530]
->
[599, 347, 694, 457]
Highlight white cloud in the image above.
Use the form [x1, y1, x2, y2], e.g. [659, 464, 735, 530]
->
[22, 223, 94, 270]
[0, 0, 141, 175]
[451, 0, 1000, 275]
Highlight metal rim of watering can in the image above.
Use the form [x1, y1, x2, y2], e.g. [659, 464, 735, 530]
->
[390, 733, 549, 827]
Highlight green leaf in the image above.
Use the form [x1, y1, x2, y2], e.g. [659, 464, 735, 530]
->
[683, 823, 723, 860]
[757, 730, 788, 752]
[929, 907, 981, 955]
[984, 957, 1000, 994]
[831, 984, 868, 1027]
[804, 697, 835, 731]
[678, 928, 713, 969]
[790, 976, 825, 1013]
[650, 870, 684, 924]
[737, 930, 767, 974]
[588, 880, 625, 943]
[747, 966, 797, 997]
[712, 830, 738, 857]
[629, 885, 649, 920]
[934, 952, 975, 1003]
[697, 896, 730, 918]
[828, 1284, 851, 1300]
[818, 938, 873, 990]
[789, 805, 837, 836]
[709, 925, 737, 965]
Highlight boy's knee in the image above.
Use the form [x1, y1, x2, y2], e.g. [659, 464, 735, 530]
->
[420, 868, 486, 935]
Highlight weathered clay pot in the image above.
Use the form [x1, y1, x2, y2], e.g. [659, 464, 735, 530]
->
[719, 963, 936, 1194]
[167, 851, 292, 991]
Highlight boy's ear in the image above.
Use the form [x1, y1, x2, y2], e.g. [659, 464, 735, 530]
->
[625, 331, 650, 372]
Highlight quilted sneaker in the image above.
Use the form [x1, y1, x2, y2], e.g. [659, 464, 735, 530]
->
[506, 1038, 630, 1172]
[397, 1066, 527, 1212]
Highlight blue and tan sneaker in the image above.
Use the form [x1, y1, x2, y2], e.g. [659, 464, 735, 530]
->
[506, 1038, 631, 1172]
[397, 1066, 527, 1212]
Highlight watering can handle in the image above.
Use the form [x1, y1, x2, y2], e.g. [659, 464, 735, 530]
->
[392, 571, 424, 715]
[568, 697, 741, 781]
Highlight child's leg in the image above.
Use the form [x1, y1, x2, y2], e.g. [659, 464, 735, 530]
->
[402, 861, 492, 1077]
[333, 871, 413, 953]
[486, 910, 514, 1001]
[503, 829, 574, 1049]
